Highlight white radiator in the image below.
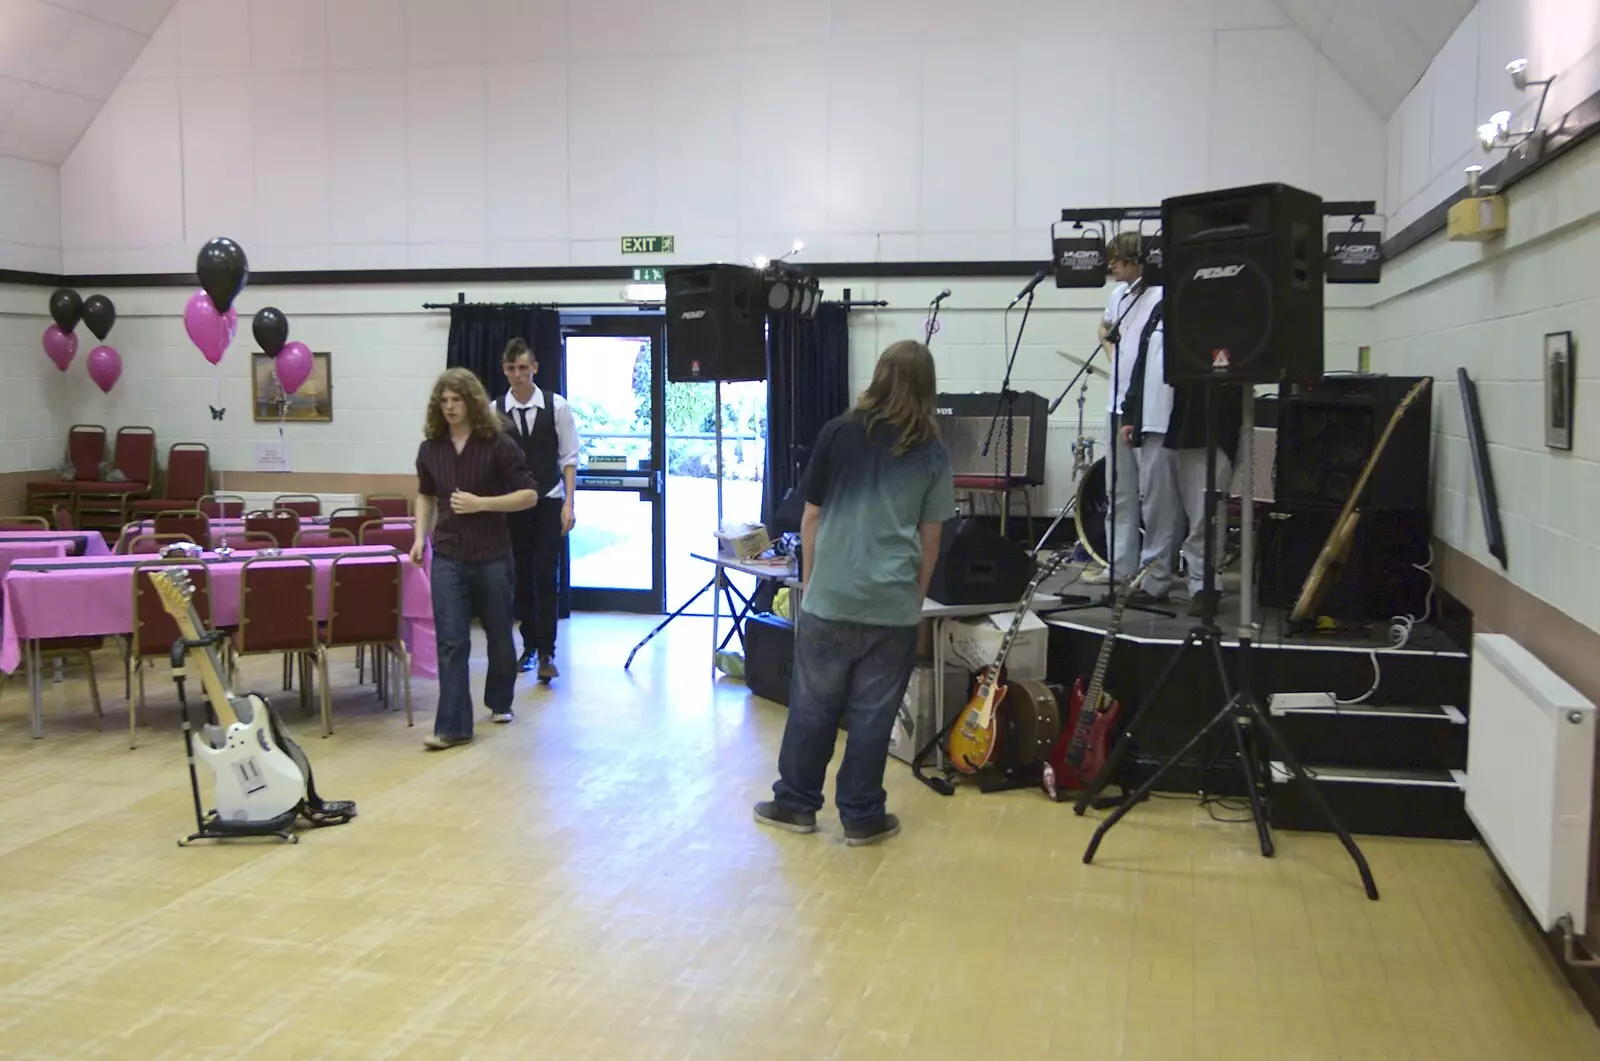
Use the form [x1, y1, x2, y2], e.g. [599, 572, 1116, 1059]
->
[219, 492, 364, 516]
[1466, 634, 1596, 933]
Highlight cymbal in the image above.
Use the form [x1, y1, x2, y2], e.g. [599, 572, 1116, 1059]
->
[1055, 349, 1108, 378]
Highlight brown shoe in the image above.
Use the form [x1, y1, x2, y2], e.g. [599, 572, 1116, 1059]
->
[423, 733, 472, 751]
[537, 654, 559, 682]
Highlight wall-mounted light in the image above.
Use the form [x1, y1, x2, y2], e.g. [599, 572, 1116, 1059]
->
[1478, 58, 1558, 158]
[1478, 110, 1513, 151]
[1464, 164, 1484, 196]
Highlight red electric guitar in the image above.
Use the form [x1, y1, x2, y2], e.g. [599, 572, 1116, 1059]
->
[1041, 560, 1155, 801]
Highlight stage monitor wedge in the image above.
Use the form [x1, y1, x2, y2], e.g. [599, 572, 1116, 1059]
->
[1162, 183, 1324, 386]
[665, 263, 768, 383]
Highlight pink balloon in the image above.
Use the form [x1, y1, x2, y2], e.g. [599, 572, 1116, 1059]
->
[87, 345, 122, 394]
[183, 288, 237, 365]
[42, 324, 78, 371]
[275, 341, 313, 395]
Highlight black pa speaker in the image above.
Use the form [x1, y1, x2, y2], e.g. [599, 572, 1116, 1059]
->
[665, 264, 768, 382]
[1275, 373, 1432, 513]
[926, 517, 1035, 606]
[1162, 183, 1324, 386]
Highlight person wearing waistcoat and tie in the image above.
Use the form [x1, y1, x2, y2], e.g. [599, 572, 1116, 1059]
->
[497, 338, 580, 680]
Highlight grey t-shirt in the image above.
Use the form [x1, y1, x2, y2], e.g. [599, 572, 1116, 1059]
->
[799, 412, 957, 627]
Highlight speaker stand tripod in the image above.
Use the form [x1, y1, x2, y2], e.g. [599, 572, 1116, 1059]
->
[1070, 386, 1379, 900]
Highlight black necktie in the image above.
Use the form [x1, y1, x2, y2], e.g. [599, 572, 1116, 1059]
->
[516, 407, 529, 438]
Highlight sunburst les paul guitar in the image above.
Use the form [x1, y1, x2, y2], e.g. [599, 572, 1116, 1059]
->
[945, 549, 1071, 774]
[1041, 559, 1157, 800]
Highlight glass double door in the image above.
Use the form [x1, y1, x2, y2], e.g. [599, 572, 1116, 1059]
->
[563, 314, 667, 613]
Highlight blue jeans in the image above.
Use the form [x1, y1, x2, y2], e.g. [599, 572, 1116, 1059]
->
[772, 612, 918, 827]
[431, 553, 516, 740]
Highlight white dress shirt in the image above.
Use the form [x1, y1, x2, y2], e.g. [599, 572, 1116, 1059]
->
[1102, 280, 1173, 435]
[499, 385, 580, 501]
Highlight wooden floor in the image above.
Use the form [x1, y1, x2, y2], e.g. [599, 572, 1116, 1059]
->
[0, 614, 1596, 1060]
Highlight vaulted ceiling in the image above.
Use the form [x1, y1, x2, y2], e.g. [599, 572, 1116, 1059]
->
[0, 0, 1470, 168]
[0, 0, 178, 164]
[1274, 0, 1478, 116]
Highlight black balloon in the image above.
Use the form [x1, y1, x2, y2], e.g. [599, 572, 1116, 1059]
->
[49, 288, 82, 332]
[196, 237, 249, 314]
[253, 306, 289, 356]
[82, 294, 115, 341]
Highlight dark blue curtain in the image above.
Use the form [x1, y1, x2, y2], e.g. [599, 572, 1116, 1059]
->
[446, 304, 564, 400]
[763, 303, 850, 530]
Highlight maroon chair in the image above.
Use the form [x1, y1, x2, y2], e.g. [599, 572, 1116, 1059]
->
[153, 509, 211, 549]
[124, 532, 195, 556]
[317, 552, 411, 734]
[25, 425, 106, 515]
[273, 494, 322, 518]
[245, 509, 300, 549]
[51, 504, 73, 530]
[130, 561, 211, 748]
[366, 494, 410, 518]
[0, 515, 49, 529]
[359, 519, 415, 550]
[329, 506, 381, 542]
[199, 493, 246, 518]
[75, 427, 157, 530]
[130, 443, 211, 516]
[293, 527, 355, 549]
[233, 556, 319, 715]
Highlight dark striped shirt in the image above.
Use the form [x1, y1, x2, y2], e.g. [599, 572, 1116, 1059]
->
[415, 432, 538, 563]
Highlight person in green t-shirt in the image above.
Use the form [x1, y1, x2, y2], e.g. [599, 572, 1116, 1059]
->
[754, 339, 956, 845]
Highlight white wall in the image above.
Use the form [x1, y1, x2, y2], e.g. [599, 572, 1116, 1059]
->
[0, 282, 74, 475]
[1387, 0, 1600, 232]
[0, 157, 61, 273]
[56, 0, 1386, 275]
[1368, 134, 1600, 633]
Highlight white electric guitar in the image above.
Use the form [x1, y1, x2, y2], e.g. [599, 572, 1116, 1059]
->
[148, 568, 307, 826]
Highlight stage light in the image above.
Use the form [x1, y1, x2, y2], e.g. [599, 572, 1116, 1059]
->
[753, 255, 770, 270]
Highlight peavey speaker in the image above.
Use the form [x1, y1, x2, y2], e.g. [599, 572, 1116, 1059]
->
[926, 517, 1035, 606]
[665, 263, 768, 383]
[1162, 183, 1324, 386]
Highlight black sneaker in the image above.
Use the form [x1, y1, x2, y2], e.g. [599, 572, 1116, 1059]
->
[517, 649, 537, 673]
[843, 814, 901, 846]
[753, 801, 817, 834]
[1188, 590, 1220, 617]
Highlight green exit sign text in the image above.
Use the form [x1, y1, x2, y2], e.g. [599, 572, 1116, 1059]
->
[621, 235, 675, 254]
[632, 267, 664, 282]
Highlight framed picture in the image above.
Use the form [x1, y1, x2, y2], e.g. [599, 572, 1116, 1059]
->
[1545, 331, 1574, 450]
[253, 351, 333, 423]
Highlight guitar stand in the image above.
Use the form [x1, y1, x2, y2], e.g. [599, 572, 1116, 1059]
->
[1070, 386, 1379, 901]
[911, 710, 962, 796]
[171, 636, 299, 846]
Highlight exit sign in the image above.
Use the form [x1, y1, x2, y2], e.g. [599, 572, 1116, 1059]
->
[621, 235, 675, 254]
[632, 267, 664, 282]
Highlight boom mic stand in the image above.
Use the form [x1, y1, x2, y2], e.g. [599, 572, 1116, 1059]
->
[925, 288, 949, 345]
[981, 279, 1037, 539]
[1071, 384, 1379, 901]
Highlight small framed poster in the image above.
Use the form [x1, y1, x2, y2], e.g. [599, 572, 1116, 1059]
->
[1545, 331, 1574, 451]
[253, 351, 333, 423]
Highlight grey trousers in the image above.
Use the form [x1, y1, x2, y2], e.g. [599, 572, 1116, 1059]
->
[1175, 447, 1233, 596]
[1105, 423, 1179, 598]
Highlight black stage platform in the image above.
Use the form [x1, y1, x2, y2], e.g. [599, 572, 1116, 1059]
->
[1032, 569, 1471, 797]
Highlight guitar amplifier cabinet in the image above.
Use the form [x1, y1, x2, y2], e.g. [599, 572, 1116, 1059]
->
[935, 391, 1048, 484]
[744, 613, 795, 706]
[1257, 505, 1432, 621]
[1274, 374, 1431, 512]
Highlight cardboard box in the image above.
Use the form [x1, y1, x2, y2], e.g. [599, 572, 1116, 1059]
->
[890, 663, 970, 765]
[717, 523, 770, 561]
[942, 610, 1048, 680]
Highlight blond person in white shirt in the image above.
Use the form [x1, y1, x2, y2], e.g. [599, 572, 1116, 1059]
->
[496, 338, 580, 681]
[1095, 231, 1179, 602]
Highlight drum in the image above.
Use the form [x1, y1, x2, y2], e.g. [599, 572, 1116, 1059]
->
[1072, 457, 1108, 567]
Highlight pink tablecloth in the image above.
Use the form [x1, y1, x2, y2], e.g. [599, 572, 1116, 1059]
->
[0, 531, 111, 557]
[0, 541, 69, 581]
[0, 545, 437, 679]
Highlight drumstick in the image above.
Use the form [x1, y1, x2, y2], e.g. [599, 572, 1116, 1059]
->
[1056, 349, 1109, 378]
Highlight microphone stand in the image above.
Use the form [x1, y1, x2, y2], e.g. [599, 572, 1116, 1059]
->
[981, 286, 1035, 539]
[924, 293, 946, 345]
[1032, 344, 1104, 561]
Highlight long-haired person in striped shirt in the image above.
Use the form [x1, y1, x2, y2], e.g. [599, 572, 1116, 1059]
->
[412, 367, 540, 750]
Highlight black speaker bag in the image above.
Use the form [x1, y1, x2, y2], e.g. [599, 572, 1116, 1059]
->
[745, 613, 795, 706]
[926, 517, 1035, 606]
[1257, 507, 1432, 621]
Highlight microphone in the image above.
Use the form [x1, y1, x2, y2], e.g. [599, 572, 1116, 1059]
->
[1008, 269, 1048, 307]
[931, 288, 951, 304]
